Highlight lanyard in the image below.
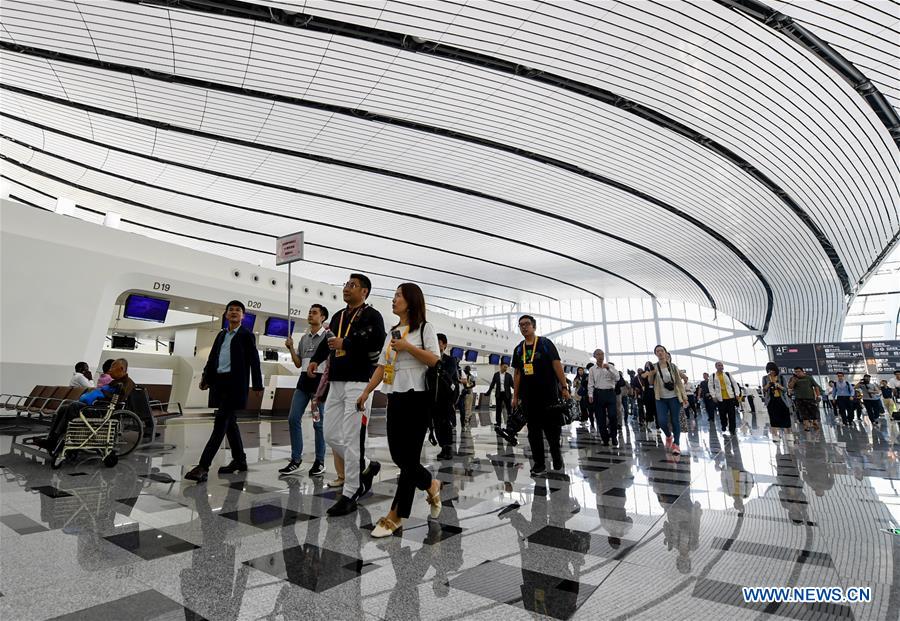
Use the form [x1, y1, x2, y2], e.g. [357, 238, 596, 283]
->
[336, 305, 365, 338]
[385, 325, 411, 364]
[522, 336, 539, 365]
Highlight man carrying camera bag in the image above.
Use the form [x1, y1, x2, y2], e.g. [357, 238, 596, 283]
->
[510, 315, 570, 477]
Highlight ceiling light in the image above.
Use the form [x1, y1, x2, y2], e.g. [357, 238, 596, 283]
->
[55, 197, 75, 216]
[103, 212, 121, 228]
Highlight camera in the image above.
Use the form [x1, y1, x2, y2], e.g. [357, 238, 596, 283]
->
[391, 329, 402, 340]
[663, 380, 675, 391]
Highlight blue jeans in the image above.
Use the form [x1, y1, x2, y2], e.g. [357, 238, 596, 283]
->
[288, 389, 325, 463]
[655, 397, 682, 443]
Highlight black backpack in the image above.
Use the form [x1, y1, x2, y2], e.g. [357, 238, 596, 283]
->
[420, 323, 460, 410]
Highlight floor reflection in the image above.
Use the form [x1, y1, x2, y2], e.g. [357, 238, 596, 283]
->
[1, 408, 898, 620]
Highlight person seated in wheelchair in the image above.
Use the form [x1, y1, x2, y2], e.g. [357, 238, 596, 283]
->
[36, 358, 135, 455]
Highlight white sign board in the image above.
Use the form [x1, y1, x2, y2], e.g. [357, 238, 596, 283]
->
[276, 231, 304, 265]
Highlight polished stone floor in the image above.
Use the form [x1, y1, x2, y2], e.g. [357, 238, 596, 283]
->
[1, 405, 898, 620]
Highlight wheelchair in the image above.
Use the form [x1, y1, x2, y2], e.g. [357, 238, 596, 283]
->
[48, 394, 143, 469]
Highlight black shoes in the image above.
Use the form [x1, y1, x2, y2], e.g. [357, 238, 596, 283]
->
[326, 495, 358, 517]
[184, 466, 208, 482]
[218, 460, 248, 474]
[552, 459, 564, 472]
[279, 460, 302, 476]
[360, 460, 381, 496]
[436, 448, 453, 460]
[530, 464, 547, 477]
[309, 461, 326, 477]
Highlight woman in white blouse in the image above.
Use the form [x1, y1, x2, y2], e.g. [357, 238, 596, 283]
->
[357, 283, 442, 537]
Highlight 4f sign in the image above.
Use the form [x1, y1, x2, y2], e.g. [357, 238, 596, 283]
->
[276, 231, 304, 265]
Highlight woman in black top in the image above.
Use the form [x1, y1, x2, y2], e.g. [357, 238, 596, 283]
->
[762, 362, 791, 441]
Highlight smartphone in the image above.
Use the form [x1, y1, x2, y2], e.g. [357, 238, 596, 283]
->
[391, 329, 402, 340]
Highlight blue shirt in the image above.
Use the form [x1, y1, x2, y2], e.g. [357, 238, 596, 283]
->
[217, 327, 239, 373]
[831, 380, 854, 398]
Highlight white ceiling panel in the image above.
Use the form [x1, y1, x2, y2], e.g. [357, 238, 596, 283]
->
[2, 0, 897, 344]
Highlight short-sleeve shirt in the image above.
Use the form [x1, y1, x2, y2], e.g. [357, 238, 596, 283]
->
[792, 375, 821, 400]
[511, 336, 561, 407]
[377, 322, 440, 394]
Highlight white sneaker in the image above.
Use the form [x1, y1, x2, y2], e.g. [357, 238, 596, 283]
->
[327, 477, 344, 488]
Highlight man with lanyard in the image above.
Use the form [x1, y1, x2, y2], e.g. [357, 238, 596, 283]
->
[280, 304, 331, 477]
[309, 273, 386, 516]
[709, 361, 740, 436]
[510, 315, 570, 477]
[697, 372, 716, 424]
[587, 349, 619, 446]
[830, 372, 855, 425]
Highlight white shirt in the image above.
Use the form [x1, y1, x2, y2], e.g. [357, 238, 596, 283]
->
[889, 377, 900, 395]
[377, 323, 440, 394]
[588, 363, 618, 391]
[499, 373, 506, 390]
[69, 372, 94, 388]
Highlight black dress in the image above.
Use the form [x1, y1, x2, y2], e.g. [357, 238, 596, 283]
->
[763, 378, 792, 429]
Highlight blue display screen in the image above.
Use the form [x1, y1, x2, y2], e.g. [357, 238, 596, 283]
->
[465, 350, 479, 362]
[123, 294, 170, 323]
[222, 312, 256, 331]
[264, 317, 295, 338]
[488, 353, 501, 365]
[450, 347, 464, 359]
[501, 355, 511, 365]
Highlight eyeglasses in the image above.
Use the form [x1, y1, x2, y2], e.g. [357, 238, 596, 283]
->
[343, 282, 360, 289]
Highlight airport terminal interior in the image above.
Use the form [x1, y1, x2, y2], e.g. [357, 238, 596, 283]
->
[1, 0, 899, 620]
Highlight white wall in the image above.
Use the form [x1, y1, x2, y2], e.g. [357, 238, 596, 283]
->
[0, 199, 588, 396]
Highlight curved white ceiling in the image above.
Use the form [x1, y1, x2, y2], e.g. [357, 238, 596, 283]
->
[0, 0, 897, 344]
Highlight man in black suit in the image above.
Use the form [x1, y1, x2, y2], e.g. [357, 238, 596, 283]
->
[186, 300, 263, 482]
[486, 362, 514, 427]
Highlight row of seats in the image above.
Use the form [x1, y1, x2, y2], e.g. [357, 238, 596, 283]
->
[1, 385, 84, 419]
[1, 383, 181, 424]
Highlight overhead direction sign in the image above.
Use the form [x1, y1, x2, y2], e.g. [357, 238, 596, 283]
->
[276, 231, 304, 265]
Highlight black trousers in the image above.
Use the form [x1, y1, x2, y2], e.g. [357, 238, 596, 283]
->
[435, 402, 454, 449]
[525, 402, 562, 468]
[835, 396, 853, 424]
[45, 401, 87, 451]
[718, 399, 737, 433]
[199, 374, 246, 468]
[747, 396, 756, 414]
[494, 392, 512, 427]
[386, 391, 433, 518]
[703, 397, 717, 421]
[592, 389, 617, 441]
[863, 399, 883, 422]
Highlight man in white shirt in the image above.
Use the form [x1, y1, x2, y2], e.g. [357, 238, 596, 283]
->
[588, 349, 619, 446]
[280, 304, 332, 477]
[889, 370, 900, 402]
[68, 362, 95, 388]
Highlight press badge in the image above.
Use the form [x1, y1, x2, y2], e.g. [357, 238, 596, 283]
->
[335, 350, 346, 357]
[524, 363, 534, 375]
[383, 364, 395, 385]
